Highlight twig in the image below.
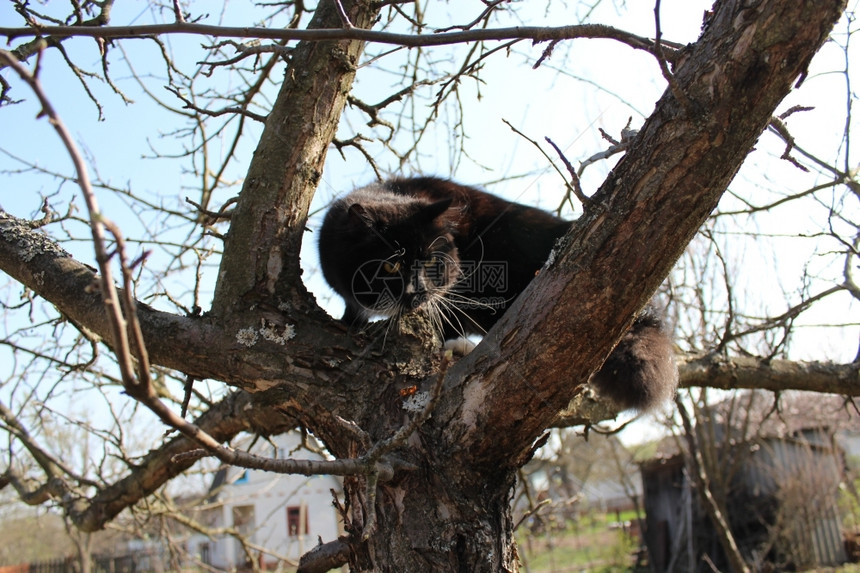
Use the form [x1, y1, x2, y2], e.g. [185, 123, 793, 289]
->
[0, 48, 139, 388]
[172, 0, 186, 23]
[502, 119, 591, 209]
[545, 137, 591, 207]
[332, 135, 382, 182]
[768, 115, 811, 172]
[185, 196, 236, 223]
[533, 39, 558, 69]
[577, 120, 637, 176]
[779, 105, 815, 120]
[199, 40, 293, 69]
[181, 375, 195, 418]
[165, 85, 267, 123]
[101, 218, 152, 386]
[513, 498, 551, 531]
[332, 0, 354, 29]
[436, 0, 509, 33]
[654, 0, 692, 113]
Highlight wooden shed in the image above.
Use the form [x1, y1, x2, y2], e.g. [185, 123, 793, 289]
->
[641, 391, 853, 571]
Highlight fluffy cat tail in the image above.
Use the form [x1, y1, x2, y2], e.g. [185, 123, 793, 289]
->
[589, 307, 678, 412]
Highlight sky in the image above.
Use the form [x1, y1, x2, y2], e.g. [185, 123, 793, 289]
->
[0, 0, 859, 453]
[1, 0, 721, 316]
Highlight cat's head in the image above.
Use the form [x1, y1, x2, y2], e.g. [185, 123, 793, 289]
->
[320, 193, 461, 321]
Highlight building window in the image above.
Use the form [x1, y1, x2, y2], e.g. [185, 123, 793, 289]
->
[199, 543, 211, 565]
[286, 505, 309, 536]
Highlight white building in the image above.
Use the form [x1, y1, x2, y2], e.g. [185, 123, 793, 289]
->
[186, 432, 343, 569]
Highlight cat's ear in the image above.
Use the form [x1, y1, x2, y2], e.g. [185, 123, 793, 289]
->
[347, 203, 374, 228]
[420, 198, 453, 221]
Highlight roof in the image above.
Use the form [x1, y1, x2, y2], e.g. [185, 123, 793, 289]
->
[698, 390, 860, 439]
[642, 390, 860, 463]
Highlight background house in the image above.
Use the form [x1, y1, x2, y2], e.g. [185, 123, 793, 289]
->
[641, 391, 857, 571]
[186, 432, 343, 569]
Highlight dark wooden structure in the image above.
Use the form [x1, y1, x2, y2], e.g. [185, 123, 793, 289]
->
[641, 392, 852, 571]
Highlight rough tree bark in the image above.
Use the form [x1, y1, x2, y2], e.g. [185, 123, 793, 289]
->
[0, 0, 849, 571]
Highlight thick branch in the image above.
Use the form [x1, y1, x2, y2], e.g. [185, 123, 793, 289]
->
[0, 207, 396, 426]
[0, 207, 438, 442]
[440, 0, 848, 468]
[70, 390, 295, 532]
[678, 354, 860, 396]
[210, 0, 382, 317]
[297, 537, 351, 573]
[0, 210, 230, 381]
[553, 356, 860, 427]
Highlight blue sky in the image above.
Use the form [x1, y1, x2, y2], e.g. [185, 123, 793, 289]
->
[1, 1, 859, 452]
[2, 0, 857, 356]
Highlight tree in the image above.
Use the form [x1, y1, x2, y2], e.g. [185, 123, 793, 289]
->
[0, 1, 855, 571]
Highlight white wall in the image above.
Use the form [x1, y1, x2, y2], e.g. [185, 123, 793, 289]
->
[186, 432, 343, 568]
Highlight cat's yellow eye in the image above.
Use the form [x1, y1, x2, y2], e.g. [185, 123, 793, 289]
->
[424, 256, 441, 267]
[383, 261, 401, 274]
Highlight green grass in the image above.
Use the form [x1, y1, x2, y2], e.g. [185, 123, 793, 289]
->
[515, 514, 641, 573]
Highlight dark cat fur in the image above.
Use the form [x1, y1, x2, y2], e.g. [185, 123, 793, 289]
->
[318, 177, 677, 411]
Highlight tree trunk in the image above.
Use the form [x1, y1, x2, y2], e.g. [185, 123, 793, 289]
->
[340, 1, 847, 569]
[347, 465, 518, 571]
[211, 0, 382, 318]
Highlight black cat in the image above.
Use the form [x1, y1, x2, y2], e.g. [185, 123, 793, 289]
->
[318, 177, 676, 410]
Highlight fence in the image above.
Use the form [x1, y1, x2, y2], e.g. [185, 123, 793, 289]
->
[0, 549, 165, 573]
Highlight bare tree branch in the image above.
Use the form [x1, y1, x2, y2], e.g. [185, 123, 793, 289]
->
[679, 353, 860, 396]
[0, 23, 670, 58]
[676, 396, 750, 573]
